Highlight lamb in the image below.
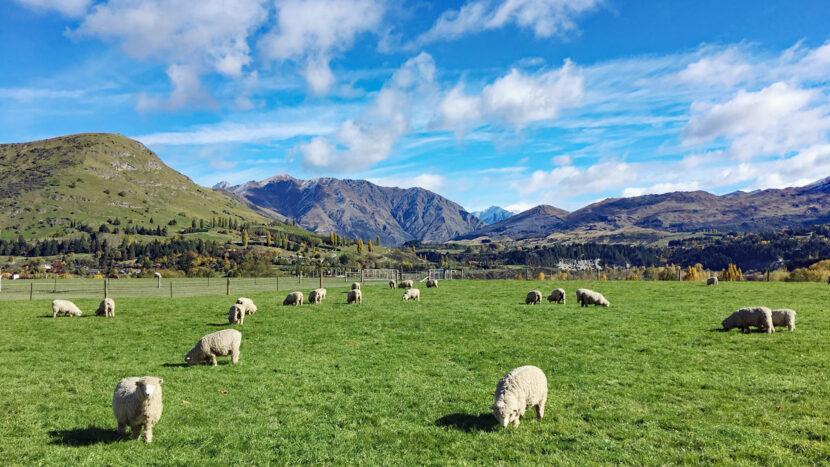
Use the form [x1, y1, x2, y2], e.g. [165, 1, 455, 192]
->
[389, 280, 396, 289]
[51, 299, 82, 318]
[491, 365, 547, 428]
[351, 282, 361, 290]
[525, 290, 542, 305]
[402, 288, 420, 301]
[577, 289, 610, 307]
[283, 291, 303, 306]
[547, 288, 565, 304]
[397, 280, 414, 289]
[309, 288, 327, 304]
[95, 298, 115, 317]
[185, 329, 242, 366]
[707, 277, 718, 286]
[228, 304, 244, 325]
[112, 376, 164, 442]
[235, 297, 257, 315]
[721, 307, 774, 333]
[347, 289, 362, 304]
[771, 308, 796, 331]
[426, 279, 438, 288]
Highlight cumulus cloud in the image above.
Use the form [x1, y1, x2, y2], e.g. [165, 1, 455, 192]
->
[13, 0, 91, 17]
[513, 159, 637, 196]
[621, 181, 701, 198]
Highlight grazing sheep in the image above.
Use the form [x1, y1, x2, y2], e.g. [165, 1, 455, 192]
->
[283, 291, 303, 306]
[426, 279, 438, 288]
[51, 299, 82, 318]
[185, 329, 242, 366]
[771, 308, 796, 331]
[351, 282, 361, 290]
[95, 298, 115, 317]
[707, 277, 718, 286]
[402, 288, 420, 301]
[347, 289, 362, 304]
[389, 280, 396, 289]
[228, 304, 244, 325]
[235, 297, 257, 315]
[309, 288, 327, 304]
[525, 290, 542, 305]
[112, 376, 164, 443]
[722, 307, 774, 333]
[397, 280, 414, 289]
[491, 365, 548, 428]
[153, 272, 162, 279]
[547, 288, 565, 304]
[577, 289, 610, 307]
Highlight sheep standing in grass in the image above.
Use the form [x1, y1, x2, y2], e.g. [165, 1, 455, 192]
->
[491, 365, 547, 428]
[426, 279, 438, 288]
[707, 277, 718, 286]
[309, 288, 326, 304]
[347, 289, 362, 304]
[721, 307, 774, 333]
[96, 298, 115, 317]
[236, 297, 257, 315]
[771, 308, 796, 331]
[525, 290, 542, 305]
[112, 376, 164, 443]
[351, 282, 361, 290]
[398, 280, 413, 289]
[51, 299, 82, 318]
[389, 280, 396, 289]
[283, 291, 303, 306]
[228, 304, 245, 325]
[577, 289, 610, 307]
[185, 329, 242, 366]
[402, 288, 420, 301]
[547, 288, 565, 304]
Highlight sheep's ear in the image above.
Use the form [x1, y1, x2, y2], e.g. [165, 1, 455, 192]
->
[158, 379, 164, 385]
[135, 380, 145, 387]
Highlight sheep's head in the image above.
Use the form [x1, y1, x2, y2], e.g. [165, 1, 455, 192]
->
[135, 378, 163, 400]
[490, 399, 517, 427]
[722, 312, 738, 330]
[185, 349, 199, 366]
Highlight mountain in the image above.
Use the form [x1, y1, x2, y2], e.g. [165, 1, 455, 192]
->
[218, 175, 485, 245]
[0, 133, 276, 239]
[458, 205, 569, 240]
[471, 206, 514, 224]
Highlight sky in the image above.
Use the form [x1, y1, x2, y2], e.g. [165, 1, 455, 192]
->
[2, 1, 830, 213]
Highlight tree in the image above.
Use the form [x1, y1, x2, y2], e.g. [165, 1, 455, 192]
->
[266, 231, 272, 247]
[357, 239, 364, 254]
[376, 236, 380, 247]
[241, 229, 249, 248]
[367, 240, 373, 252]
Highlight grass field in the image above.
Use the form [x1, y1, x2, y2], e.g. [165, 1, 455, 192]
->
[1, 280, 829, 465]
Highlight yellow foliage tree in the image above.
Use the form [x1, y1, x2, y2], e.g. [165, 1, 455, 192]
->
[720, 263, 743, 281]
[536, 272, 546, 281]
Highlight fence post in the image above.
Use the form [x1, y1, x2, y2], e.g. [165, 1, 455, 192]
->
[104, 279, 109, 299]
[30, 282, 33, 300]
[319, 270, 323, 289]
[157, 275, 161, 289]
[361, 269, 364, 283]
[276, 274, 279, 291]
[170, 282, 173, 298]
[226, 278, 230, 296]
[299, 272, 302, 285]
[54, 276, 57, 293]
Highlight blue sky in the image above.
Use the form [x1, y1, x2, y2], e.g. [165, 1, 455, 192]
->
[2, 0, 830, 212]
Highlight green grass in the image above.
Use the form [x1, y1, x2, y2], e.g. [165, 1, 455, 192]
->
[1, 280, 829, 464]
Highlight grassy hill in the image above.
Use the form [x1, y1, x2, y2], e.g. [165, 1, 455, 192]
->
[0, 133, 298, 240]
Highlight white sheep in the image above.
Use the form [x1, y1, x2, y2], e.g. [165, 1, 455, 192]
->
[235, 297, 257, 315]
[112, 376, 164, 443]
[185, 329, 242, 366]
[525, 290, 542, 305]
[547, 288, 565, 304]
[397, 280, 414, 289]
[228, 304, 245, 325]
[771, 308, 796, 331]
[577, 289, 610, 307]
[426, 279, 438, 288]
[722, 307, 774, 333]
[95, 298, 115, 317]
[388, 280, 396, 289]
[347, 289, 362, 304]
[309, 288, 327, 304]
[351, 282, 361, 290]
[51, 299, 82, 318]
[575, 288, 587, 304]
[402, 288, 420, 301]
[491, 365, 547, 428]
[283, 291, 303, 306]
[707, 277, 718, 286]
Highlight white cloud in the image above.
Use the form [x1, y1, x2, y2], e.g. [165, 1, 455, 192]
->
[504, 201, 536, 213]
[513, 160, 637, 196]
[13, 0, 91, 17]
[551, 154, 572, 165]
[676, 47, 753, 87]
[621, 181, 701, 198]
[367, 173, 447, 193]
[135, 120, 338, 145]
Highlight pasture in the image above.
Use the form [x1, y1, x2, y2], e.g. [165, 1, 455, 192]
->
[1, 280, 828, 464]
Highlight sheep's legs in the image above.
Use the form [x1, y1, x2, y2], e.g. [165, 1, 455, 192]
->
[130, 425, 141, 440]
[117, 422, 126, 435]
[536, 400, 545, 419]
[231, 351, 239, 364]
[512, 418, 520, 427]
[209, 354, 218, 366]
[143, 425, 153, 443]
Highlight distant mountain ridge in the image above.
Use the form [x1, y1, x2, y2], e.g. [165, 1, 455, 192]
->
[217, 175, 485, 245]
[471, 206, 514, 224]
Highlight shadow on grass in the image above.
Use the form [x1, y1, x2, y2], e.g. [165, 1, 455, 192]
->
[435, 413, 498, 432]
[206, 323, 230, 327]
[49, 426, 123, 446]
[162, 362, 188, 367]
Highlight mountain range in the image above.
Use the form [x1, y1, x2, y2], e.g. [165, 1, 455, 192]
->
[471, 206, 514, 224]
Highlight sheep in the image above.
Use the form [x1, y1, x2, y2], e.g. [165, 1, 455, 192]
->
[112, 376, 164, 442]
[351, 282, 361, 290]
[577, 289, 610, 307]
[397, 280, 414, 289]
[235, 297, 257, 315]
[771, 308, 796, 331]
[525, 290, 542, 305]
[309, 288, 327, 304]
[389, 280, 396, 289]
[547, 288, 565, 304]
[185, 329, 242, 366]
[95, 298, 115, 317]
[721, 307, 774, 333]
[51, 299, 82, 318]
[402, 288, 420, 301]
[283, 291, 303, 306]
[707, 277, 718, 286]
[153, 272, 162, 279]
[426, 279, 438, 288]
[574, 288, 587, 304]
[228, 304, 245, 325]
[347, 289, 362, 304]
[491, 365, 547, 428]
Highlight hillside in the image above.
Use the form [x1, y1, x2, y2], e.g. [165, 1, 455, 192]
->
[217, 175, 485, 245]
[0, 133, 280, 239]
[458, 205, 569, 241]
